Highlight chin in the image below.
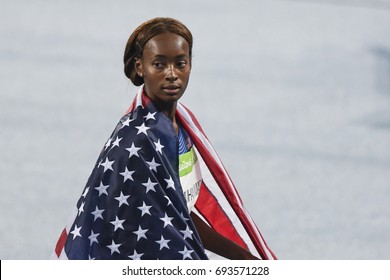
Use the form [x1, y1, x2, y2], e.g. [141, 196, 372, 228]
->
[163, 92, 184, 102]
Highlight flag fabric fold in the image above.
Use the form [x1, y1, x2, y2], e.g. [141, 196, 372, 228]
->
[52, 86, 276, 260]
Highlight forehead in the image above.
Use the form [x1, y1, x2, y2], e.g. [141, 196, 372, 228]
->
[143, 33, 190, 58]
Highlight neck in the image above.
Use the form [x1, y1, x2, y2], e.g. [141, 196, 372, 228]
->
[162, 103, 179, 135]
[153, 101, 176, 120]
[154, 101, 179, 135]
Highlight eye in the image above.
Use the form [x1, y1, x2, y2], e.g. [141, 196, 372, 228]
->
[153, 61, 165, 69]
[177, 60, 188, 68]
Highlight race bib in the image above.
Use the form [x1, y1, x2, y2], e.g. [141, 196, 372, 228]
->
[179, 147, 202, 212]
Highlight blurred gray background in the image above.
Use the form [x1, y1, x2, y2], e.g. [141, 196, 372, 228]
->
[1, 0, 390, 259]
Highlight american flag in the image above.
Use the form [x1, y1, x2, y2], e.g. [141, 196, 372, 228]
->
[52, 86, 276, 260]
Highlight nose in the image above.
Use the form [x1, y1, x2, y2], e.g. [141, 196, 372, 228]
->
[166, 64, 178, 81]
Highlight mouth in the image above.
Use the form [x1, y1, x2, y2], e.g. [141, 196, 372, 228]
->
[162, 85, 181, 94]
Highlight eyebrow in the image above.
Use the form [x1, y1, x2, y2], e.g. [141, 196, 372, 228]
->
[151, 54, 189, 60]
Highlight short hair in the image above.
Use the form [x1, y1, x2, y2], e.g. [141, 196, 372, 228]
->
[123, 17, 193, 86]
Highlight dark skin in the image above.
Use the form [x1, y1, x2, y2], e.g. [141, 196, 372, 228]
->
[190, 212, 259, 260]
[135, 32, 190, 134]
[135, 32, 258, 260]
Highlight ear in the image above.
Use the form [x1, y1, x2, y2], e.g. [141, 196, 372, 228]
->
[135, 57, 143, 77]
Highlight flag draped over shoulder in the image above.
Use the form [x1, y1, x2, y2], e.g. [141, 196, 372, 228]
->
[53, 87, 276, 260]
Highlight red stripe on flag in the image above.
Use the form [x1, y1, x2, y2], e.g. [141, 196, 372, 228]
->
[141, 90, 151, 107]
[196, 183, 248, 249]
[124, 89, 151, 115]
[177, 110, 276, 260]
[55, 228, 68, 257]
[178, 104, 207, 136]
[124, 98, 137, 115]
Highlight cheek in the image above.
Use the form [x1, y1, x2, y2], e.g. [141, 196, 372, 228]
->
[180, 68, 191, 79]
[144, 70, 163, 84]
[143, 67, 156, 76]
[182, 71, 191, 84]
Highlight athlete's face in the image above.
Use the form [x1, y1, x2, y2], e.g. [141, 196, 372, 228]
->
[136, 33, 191, 107]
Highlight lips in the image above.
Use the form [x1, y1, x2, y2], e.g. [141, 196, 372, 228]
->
[162, 85, 181, 94]
[162, 84, 180, 90]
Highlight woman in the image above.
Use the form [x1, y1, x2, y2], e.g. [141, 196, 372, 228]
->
[53, 17, 276, 260]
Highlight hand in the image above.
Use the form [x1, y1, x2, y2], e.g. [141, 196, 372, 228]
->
[237, 249, 260, 260]
[191, 212, 260, 260]
[228, 245, 260, 260]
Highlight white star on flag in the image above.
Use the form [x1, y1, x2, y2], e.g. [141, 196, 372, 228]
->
[81, 187, 90, 198]
[91, 206, 104, 221]
[110, 216, 125, 231]
[137, 201, 152, 217]
[144, 112, 156, 121]
[111, 136, 122, 148]
[115, 191, 130, 207]
[179, 246, 194, 260]
[154, 139, 164, 154]
[180, 225, 193, 240]
[88, 230, 100, 245]
[146, 157, 161, 172]
[129, 249, 144, 260]
[156, 235, 171, 250]
[95, 182, 109, 196]
[164, 196, 172, 206]
[70, 225, 82, 240]
[120, 167, 135, 182]
[165, 176, 175, 190]
[180, 212, 190, 222]
[142, 178, 157, 193]
[135, 123, 150, 135]
[78, 202, 85, 216]
[100, 157, 114, 172]
[133, 225, 148, 241]
[104, 138, 112, 150]
[160, 213, 174, 228]
[107, 240, 121, 255]
[121, 116, 134, 128]
[126, 143, 141, 158]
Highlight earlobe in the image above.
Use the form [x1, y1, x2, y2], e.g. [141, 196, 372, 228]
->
[135, 58, 143, 77]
